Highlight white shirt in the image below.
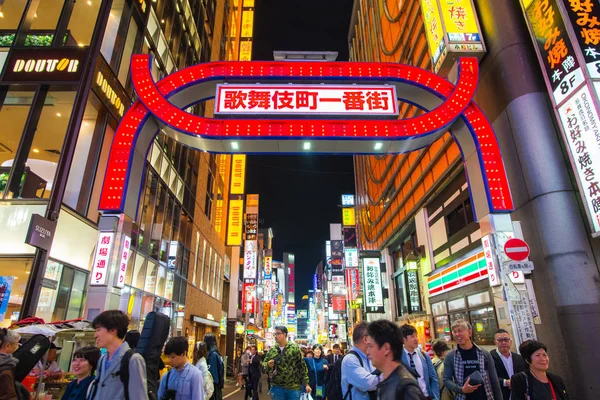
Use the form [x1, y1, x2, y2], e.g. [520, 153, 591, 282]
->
[499, 351, 514, 387]
[404, 349, 429, 396]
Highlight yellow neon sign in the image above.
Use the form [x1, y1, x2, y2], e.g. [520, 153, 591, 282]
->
[342, 208, 356, 226]
[226, 199, 244, 246]
[439, 0, 480, 36]
[419, 0, 445, 63]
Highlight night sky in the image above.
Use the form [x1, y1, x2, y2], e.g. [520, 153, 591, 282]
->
[246, 0, 355, 303]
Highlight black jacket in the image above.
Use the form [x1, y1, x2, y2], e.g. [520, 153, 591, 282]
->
[249, 354, 262, 381]
[490, 349, 527, 400]
[377, 364, 424, 400]
[510, 371, 568, 400]
[326, 353, 343, 365]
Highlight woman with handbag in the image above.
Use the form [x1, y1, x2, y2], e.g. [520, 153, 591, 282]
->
[305, 345, 328, 400]
[510, 340, 569, 400]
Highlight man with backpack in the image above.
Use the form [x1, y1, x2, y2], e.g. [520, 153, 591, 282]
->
[204, 333, 224, 400]
[90, 310, 149, 400]
[366, 320, 425, 400]
[338, 322, 379, 400]
[158, 337, 205, 400]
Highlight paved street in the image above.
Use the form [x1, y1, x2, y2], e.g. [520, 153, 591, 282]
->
[223, 376, 268, 400]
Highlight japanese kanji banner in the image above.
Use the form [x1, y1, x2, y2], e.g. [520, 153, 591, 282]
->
[524, 0, 585, 104]
[557, 85, 600, 234]
[362, 257, 385, 313]
[215, 84, 398, 116]
[91, 232, 115, 286]
[561, 0, 600, 79]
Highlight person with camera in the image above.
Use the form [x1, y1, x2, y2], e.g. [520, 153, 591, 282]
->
[262, 326, 310, 400]
[158, 337, 205, 400]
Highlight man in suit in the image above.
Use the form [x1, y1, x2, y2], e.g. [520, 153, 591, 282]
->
[247, 346, 262, 400]
[326, 344, 343, 365]
[400, 324, 440, 400]
[490, 329, 526, 400]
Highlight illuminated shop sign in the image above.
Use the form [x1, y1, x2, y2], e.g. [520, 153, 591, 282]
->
[523, 0, 584, 104]
[244, 240, 257, 279]
[230, 155, 246, 195]
[95, 70, 127, 117]
[115, 234, 131, 288]
[557, 86, 600, 235]
[264, 256, 272, 278]
[419, 0, 486, 73]
[561, 0, 600, 80]
[342, 208, 356, 226]
[362, 257, 384, 313]
[91, 232, 115, 286]
[2, 48, 87, 83]
[215, 84, 398, 117]
[345, 268, 360, 300]
[341, 194, 355, 206]
[344, 248, 358, 268]
[226, 196, 244, 246]
[246, 213, 258, 240]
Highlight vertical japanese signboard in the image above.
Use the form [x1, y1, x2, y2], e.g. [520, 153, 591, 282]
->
[264, 256, 272, 279]
[557, 86, 600, 232]
[561, 0, 600, 80]
[91, 233, 115, 285]
[407, 270, 422, 312]
[115, 235, 131, 288]
[245, 213, 258, 240]
[521, 0, 600, 235]
[362, 258, 384, 313]
[419, 0, 486, 73]
[244, 240, 257, 279]
[342, 208, 356, 226]
[345, 268, 361, 301]
[525, 0, 585, 104]
[482, 234, 501, 286]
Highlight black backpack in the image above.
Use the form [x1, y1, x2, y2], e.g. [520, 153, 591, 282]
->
[208, 350, 225, 389]
[326, 351, 378, 400]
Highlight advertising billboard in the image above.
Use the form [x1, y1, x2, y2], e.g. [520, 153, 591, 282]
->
[342, 208, 356, 226]
[226, 197, 244, 246]
[362, 257, 384, 313]
[230, 155, 246, 195]
[243, 240, 257, 279]
[344, 248, 359, 268]
[90, 233, 115, 286]
[419, 0, 486, 73]
[215, 85, 399, 117]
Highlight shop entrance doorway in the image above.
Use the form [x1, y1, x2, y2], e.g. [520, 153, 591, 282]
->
[98, 55, 514, 222]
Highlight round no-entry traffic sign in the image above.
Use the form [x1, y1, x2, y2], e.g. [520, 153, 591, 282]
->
[504, 238, 530, 261]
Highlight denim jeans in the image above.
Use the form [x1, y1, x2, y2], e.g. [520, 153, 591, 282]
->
[269, 386, 300, 400]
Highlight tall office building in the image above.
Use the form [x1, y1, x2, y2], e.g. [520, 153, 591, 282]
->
[0, 0, 251, 357]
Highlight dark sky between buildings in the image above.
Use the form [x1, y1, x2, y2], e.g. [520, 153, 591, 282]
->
[246, 0, 355, 304]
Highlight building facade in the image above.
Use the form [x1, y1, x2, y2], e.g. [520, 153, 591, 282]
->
[350, 0, 600, 397]
[0, 0, 249, 355]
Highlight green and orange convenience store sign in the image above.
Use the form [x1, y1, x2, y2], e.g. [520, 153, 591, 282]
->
[428, 251, 487, 296]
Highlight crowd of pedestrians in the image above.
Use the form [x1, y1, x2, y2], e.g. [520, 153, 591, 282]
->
[0, 313, 570, 400]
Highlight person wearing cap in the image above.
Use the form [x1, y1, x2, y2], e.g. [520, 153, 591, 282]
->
[35, 343, 63, 373]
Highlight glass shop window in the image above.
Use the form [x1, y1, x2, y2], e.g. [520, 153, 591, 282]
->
[100, 0, 126, 63]
[3, 91, 76, 200]
[66, 0, 102, 46]
[0, 89, 33, 198]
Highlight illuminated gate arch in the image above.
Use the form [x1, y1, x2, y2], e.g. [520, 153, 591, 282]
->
[99, 55, 513, 220]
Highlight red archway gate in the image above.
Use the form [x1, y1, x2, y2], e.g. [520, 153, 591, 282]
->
[99, 55, 513, 220]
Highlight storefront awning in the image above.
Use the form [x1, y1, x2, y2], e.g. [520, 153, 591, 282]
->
[192, 315, 220, 327]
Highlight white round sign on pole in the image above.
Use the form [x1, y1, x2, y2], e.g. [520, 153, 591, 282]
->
[504, 238, 530, 261]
